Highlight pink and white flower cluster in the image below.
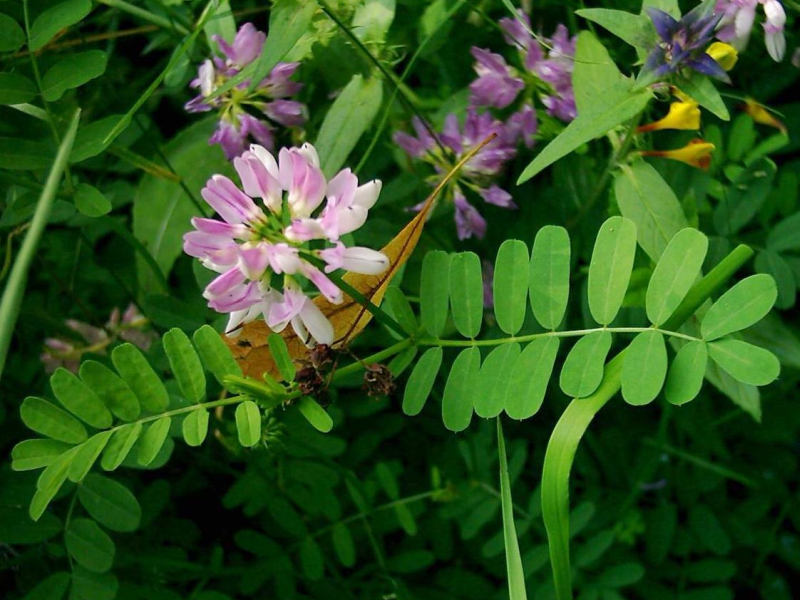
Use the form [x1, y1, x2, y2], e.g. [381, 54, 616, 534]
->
[714, 0, 787, 61]
[184, 143, 389, 345]
[185, 23, 307, 159]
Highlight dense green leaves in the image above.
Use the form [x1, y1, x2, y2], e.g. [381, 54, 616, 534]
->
[29, 0, 92, 51]
[163, 328, 206, 403]
[701, 274, 777, 340]
[78, 361, 139, 422]
[420, 251, 451, 337]
[588, 217, 637, 325]
[559, 331, 612, 398]
[442, 347, 480, 432]
[402, 347, 443, 416]
[51, 367, 112, 429]
[449, 252, 483, 338]
[646, 229, 708, 325]
[621, 330, 667, 405]
[65, 518, 115, 573]
[493, 240, 529, 335]
[529, 226, 570, 330]
[111, 344, 169, 412]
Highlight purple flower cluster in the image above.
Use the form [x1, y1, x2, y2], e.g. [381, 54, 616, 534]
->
[715, 0, 787, 61]
[495, 14, 578, 122]
[185, 23, 307, 160]
[183, 143, 388, 345]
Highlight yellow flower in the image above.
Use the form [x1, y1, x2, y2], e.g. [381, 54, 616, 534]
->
[706, 42, 738, 71]
[742, 98, 787, 134]
[637, 101, 701, 133]
[641, 139, 715, 170]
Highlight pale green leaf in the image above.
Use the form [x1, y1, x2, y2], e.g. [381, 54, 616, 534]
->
[65, 518, 115, 573]
[442, 347, 480, 432]
[20, 396, 87, 444]
[678, 73, 729, 120]
[68, 431, 112, 482]
[182, 409, 210, 447]
[493, 240, 529, 335]
[193, 324, 243, 384]
[296, 396, 333, 433]
[646, 228, 708, 325]
[708, 339, 780, 386]
[588, 217, 637, 325]
[402, 346, 442, 416]
[79, 360, 140, 422]
[621, 330, 668, 405]
[137, 416, 171, 466]
[506, 337, 560, 419]
[267, 332, 295, 381]
[665, 340, 708, 405]
[235, 400, 261, 447]
[449, 251, 483, 338]
[11, 439, 72, 471]
[420, 250, 451, 337]
[559, 331, 612, 398]
[29, 449, 75, 520]
[51, 367, 112, 429]
[572, 30, 632, 116]
[100, 422, 142, 471]
[474, 343, 521, 419]
[701, 274, 777, 340]
[575, 9, 650, 52]
[614, 160, 688, 262]
[353, 0, 395, 42]
[78, 473, 141, 532]
[111, 343, 169, 412]
[163, 328, 206, 403]
[529, 225, 571, 330]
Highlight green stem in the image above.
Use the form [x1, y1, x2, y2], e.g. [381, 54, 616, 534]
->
[0, 109, 81, 380]
[331, 338, 413, 381]
[641, 438, 756, 487]
[540, 243, 754, 600]
[97, 0, 190, 34]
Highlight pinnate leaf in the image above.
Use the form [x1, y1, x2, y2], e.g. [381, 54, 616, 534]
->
[78, 474, 141, 532]
[402, 347, 443, 416]
[560, 331, 612, 398]
[475, 343, 520, 419]
[79, 360, 140, 422]
[51, 367, 112, 429]
[182, 409, 210, 447]
[11, 439, 72, 471]
[297, 396, 333, 433]
[65, 518, 115, 573]
[665, 340, 708, 405]
[235, 401, 261, 447]
[442, 347, 480, 432]
[506, 337, 560, 419]
[449, 252, 483, 338]
[708, 339, 780, 386]
[111, 343, 169, 412]
[588, 217, 637, 325]
[529, 225, 571, 330]
[21, 396, 87, 444]
[421, 250, 451, 337]
[68, 432, 112, 482]
[701, 274, 777, 340]
[100, 422, 142, 471]
[493, 240, 529, 335]
[163, 328, 206, 403]
[193, 324, 243, 384]
[621, 330, 668, 405]
[137, 416, 171, 466]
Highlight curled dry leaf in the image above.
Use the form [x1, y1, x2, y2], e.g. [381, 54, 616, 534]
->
[224, 134, 496, 379]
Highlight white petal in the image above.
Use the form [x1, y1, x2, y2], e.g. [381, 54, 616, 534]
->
[342, 247, 389, 275]
[299, 301, 334, 345]
[353, 179, 382, 209]
[298, 143, 320, 168]
[250, 144, 280, 180]
[765, 31, 786, 61]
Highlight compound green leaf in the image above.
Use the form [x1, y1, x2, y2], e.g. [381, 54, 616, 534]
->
[51, 367, 112, 429]
[614, 160, 687, 262]
[588, 217, 637, 325]
[68, 431, 112, 482]
[296, 396, 333, 433]
[235, 400, 261, 447]
[69, 566, 118, 600]
[420, 250, 451, 337]
[79, 361, 140, 422]
[21, 396, 87, 444]
[0, 14, 26, 52]
[29, 0, 92, 51]
[708, 339, 780, 386]
[0, 72, 37, 105]
[701, 274, 777, 340]
[530, 225, 571, 330]
[65, 518, 115, 573]
[193, 324, 243, 385]
[506, 337, 560, 420]
[182, 408, 209, 447]
[163, 328, 206, 403]
[442, 347, 480, 432]
[29, 450, 75, 520]
[11, 438, 72, 471]
[475, 343, 521, 419]
[647, 228, 708, 325]
[111, 343, 169, 412]
[402, 346, 442, 416]
[137, 416, 171, 466]
[560, 331, 612, 398]
[78, 474, 141, 532]
[493, 240, 529, 335]
[331, 522, 356, 567]
[449, 252, 483, 338]
[41, 50, 107, 101]
[621, 330, 667, 405]
[100, 422, 142, 471]
[665, 340, 708, 405]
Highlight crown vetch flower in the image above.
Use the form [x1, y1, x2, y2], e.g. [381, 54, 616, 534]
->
[715, 0, 786, 61]
[642, 5, 729, 84]
[641, 139, 716, 169]
[185, 23, 308, 160]
[184, 143, 388, 345]
[469, 47, 525, 109]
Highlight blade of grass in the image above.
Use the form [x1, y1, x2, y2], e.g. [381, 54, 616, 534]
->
[498, 418, 528, 600]
[0, 109, 81, 380]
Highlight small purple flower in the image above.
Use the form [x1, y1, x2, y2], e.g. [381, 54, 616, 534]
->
[184, 143, 388, 344]
[185, 23, 307, 160]
[453, 190, 487, 240]
[641, 5, 729, 84]
[469, 47, 525, 109]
